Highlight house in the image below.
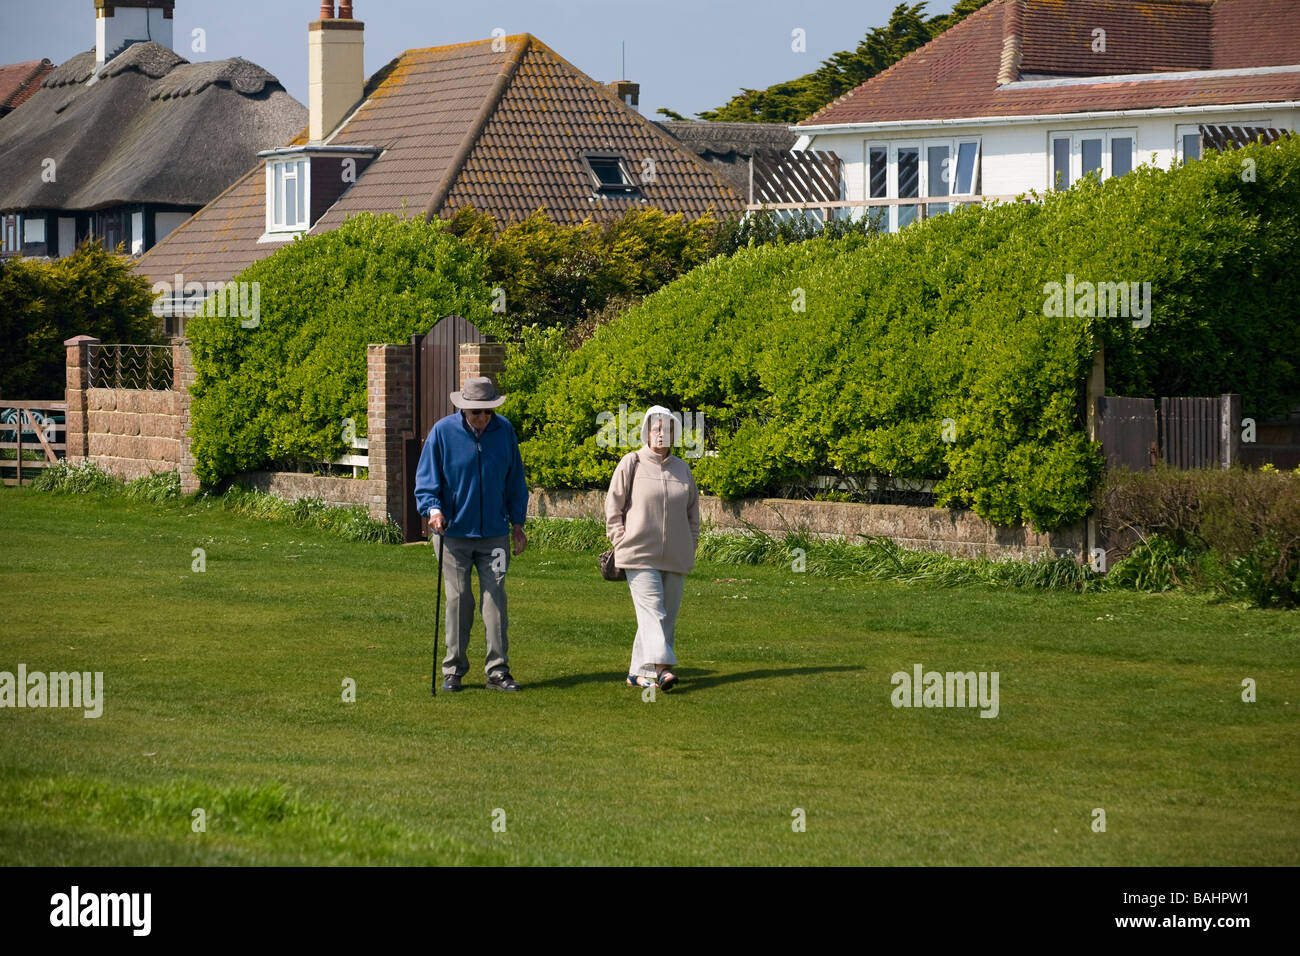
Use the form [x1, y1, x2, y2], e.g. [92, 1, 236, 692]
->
[0, 0, 306, 260]
[793, 0, 1300, 232]
[0, 58, 55, 120]
[134, 1, 747, 334]
[0, 58, 56, 256]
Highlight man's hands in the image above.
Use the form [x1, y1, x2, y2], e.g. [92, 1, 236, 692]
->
[429, 510, 524, 555]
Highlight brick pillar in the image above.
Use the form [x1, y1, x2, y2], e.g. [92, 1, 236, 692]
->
[458, 341, 506, 388]
[64, 335, 99, 462]
[367, 344, 413, 527]
[172, 340, 199, 494]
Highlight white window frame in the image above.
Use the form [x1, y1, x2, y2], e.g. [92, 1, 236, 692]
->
[1049, 128, 1138, 189]
[1175, 124, 1203, 164]
[871, 137, 981, 232]
[265, 157, 311, 234]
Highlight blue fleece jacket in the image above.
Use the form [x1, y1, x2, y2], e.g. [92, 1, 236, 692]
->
[413, 411, 528, 539]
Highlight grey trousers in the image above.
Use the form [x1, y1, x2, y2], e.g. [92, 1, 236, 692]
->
[439, 534, 511, 678]
[626, 568, 685, 679]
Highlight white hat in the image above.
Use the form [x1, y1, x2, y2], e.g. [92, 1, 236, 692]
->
[640, 405, 677, 446]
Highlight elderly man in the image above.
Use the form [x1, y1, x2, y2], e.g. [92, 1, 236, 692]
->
[414, 376, 528, 692]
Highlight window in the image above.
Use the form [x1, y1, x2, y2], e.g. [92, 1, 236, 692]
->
[1050, 129, 1137, 189]
[266, 158, 310, 233]
[1176, 125, 1202, 164]
[865, 144, 889, 230]
[896, 144, 920, 230]
[583, 155, 639, 194]
[869, 138, 980, 232]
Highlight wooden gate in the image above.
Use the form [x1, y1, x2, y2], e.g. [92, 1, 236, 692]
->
[1096, 396, 1157, 471]
[1, 401, 66, 485]
[400, 315, 488, 543]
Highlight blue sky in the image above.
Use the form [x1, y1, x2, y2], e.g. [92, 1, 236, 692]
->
[1, 0, 964, 120]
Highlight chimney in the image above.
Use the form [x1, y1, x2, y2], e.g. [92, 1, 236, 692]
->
[608, 80, 639, 112]
[309, 0, 365, 142]
[95, 0, 175, 68]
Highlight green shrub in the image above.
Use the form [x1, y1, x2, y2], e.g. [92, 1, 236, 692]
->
[513, 135, 1300, 531]
[1099, 465, 1300, 607]
[186, 213, 494, 485]
[0, 241, 161, 399]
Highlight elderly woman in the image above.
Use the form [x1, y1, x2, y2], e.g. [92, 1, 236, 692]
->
[605, 405, 700, 692]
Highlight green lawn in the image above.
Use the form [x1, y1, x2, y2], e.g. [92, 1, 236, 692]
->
[0, 486, 1296, 865]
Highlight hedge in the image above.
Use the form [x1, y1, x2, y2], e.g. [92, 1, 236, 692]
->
[510, 135, 1300, 531]
[187, 213, 495, 484]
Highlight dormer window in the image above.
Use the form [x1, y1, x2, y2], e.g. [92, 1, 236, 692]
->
[267, 157, 310, 233]
[258, 145, 380, 242]
[583, 154, 639, 195]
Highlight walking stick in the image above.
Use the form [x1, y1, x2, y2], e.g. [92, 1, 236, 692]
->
[431, 530, 444, 697]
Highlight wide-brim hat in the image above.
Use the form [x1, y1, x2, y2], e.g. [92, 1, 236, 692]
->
[451, 376, 507, 409]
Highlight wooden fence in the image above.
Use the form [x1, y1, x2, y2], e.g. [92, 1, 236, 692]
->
[1, 400, 67, 485]
[1098, 393, 1242, 471]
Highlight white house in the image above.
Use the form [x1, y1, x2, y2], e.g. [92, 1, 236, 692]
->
[792, 0, 1300, 232]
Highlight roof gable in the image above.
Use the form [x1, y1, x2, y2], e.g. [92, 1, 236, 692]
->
[440, 38, 741, 224]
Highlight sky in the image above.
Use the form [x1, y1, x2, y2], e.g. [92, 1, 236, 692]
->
[0, 0, 965, 120]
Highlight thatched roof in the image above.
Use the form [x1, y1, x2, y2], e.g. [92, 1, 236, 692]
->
[0, 43, 305, 213]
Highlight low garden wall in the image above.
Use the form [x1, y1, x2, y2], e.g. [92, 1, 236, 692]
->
[241, 472, 382, 514]
[64, 335, 195, 484]
[529, 488, 1086, 560]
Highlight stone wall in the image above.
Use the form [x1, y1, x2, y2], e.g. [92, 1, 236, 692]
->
[529, 488, 1086, 560]
[241, 471, 379, 512]
[64, 336, 196, 487]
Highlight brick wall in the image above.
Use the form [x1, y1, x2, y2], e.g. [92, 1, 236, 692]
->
[459, 341, 506, 386]
[366, 343, 413, 527]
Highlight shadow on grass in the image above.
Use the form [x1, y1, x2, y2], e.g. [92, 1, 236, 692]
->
[522, 664, 864, 693]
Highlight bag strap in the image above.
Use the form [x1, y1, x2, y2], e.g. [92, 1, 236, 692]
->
[621, 451, 639, 518]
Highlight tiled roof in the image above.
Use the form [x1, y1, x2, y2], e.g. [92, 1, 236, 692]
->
[0, 58, 55, 114]
[798, 0, 1300, 128]
[138, 34, 742, 286]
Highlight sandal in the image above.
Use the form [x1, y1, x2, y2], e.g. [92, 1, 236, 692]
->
[657, 670, 678, 692]
[626, 674, 657, 688]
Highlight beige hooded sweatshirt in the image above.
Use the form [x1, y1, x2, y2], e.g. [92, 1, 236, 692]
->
[605, 411, 701, 575]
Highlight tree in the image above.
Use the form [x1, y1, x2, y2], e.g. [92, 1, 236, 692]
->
[660, 1, 995, 124]
[0, 241, 160, 399]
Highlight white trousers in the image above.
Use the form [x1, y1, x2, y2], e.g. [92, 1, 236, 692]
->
[626, 568, 685, 678]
